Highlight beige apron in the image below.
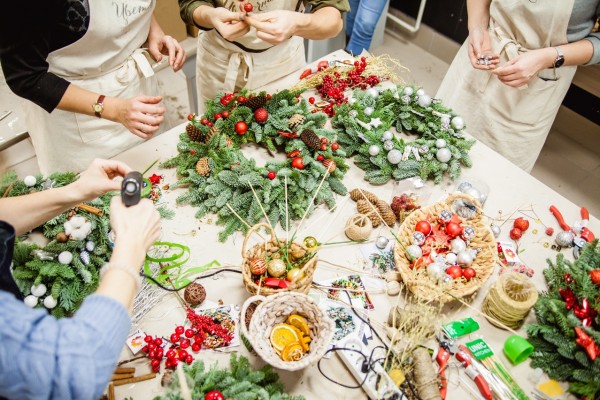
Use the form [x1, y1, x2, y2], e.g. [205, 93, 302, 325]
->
[195, 0, 307, 113]
[436, 0, 576, 172]
[24, 0, 158, 174]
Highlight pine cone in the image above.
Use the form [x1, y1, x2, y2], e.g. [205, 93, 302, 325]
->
[246, 95, 267, 111]
[205, 126, 219, 143]
[323, 159, 336, 173]
[376, 199, 397, 226]
[288, 114, 305, 131]
[196, 157, 211, 176]
[356, 199, 381, 227]
[349, 188, 379, 204]
[300, 129, 321, 150]
[186, 123, 203, 142]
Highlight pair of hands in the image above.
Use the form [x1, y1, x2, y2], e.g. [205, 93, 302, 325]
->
[74, 159, 161, 252]
[209, 7, 298, 45]
[468, 27, 552, 88]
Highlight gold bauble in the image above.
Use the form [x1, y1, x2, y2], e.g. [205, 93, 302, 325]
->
[287, 267, 305, 282]
[267, 259, 287, 278]
[303, 236, 318, 250]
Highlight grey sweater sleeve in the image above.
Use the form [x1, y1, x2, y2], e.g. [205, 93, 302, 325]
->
[568, 0, 600, 65]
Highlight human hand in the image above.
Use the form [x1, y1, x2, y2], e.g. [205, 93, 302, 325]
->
[114, 96, 165, 139]
[492, 48, 554, 88]
[468, 27, 499, 70]
[209, 7, 249, 41]
[148, 34, 186, 72]
[72, 158, 131, 201]
[244, 10, 298, 45]
[109, 196, 161, 253]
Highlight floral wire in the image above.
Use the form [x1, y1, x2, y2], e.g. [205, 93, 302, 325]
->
[140, 268, 242, 291]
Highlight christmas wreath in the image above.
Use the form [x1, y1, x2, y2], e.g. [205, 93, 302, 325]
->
[161, 89, 349, 241]
[332, 85, 475, 184]
[1, 171, 172, 318]
[527, 240, 600, 399]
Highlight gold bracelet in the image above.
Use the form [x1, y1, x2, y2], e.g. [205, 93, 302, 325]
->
[100, 262, 142, 290]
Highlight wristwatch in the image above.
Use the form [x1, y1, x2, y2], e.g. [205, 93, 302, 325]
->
[553, 47, 565, 68]
[93, 95, 106, 118]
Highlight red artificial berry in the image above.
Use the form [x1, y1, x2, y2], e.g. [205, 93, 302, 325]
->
[189, 149, 197, 156]
[320, 144, 327, 151]
[354, 61, 359, 67]
[144, 335, 153, 343]
[316, 154, 324, 161]
[156, 348, 164, 359]
[510, 227, 523, 240]
[185, 329, 194, 338]
[331, 142, 339, 151]
[200, 118, 209, 125]
[166, 349, 176, 359]
[205, 391, 225, 400]
[147, 343, 156, 351]
[266, 93, 272, 100]
[320, 137, 328, 144]
[170, 333, 180, 343]
[180, 339, 191, 349]
[545, 227, 554, 236]
[237, 95, 247, 103]
[142, 345, 149, 353]
[445, 222, 462, 238]
[207, 122, 213, 127]
[222, 110, 230, 118]
[149, 350, 157, 359]
[308, 97, 315, 104]
[175, 326, 185, 335]
[152, 364, 160, 373]
[185, 355, 194, 364]
[194, 335, 203, 344]
[179, 350, 189, 361]
[220, 97, 229, 106]
[243, 2, 253, 12]
[462, 267, 477, 281]
[446, 265, 463, 280]
[151, 359, 161, 368]
[214, 113, 222, 120]
[267, 171, 276, 180]
[291, 157, 305, 170]
[415, 220, 432, 235]
[187, 114, 195, 121]
[191, 343, 201, 352]
[513, 217, 529, 232]
[235, 121, 248, 135]
[154, 338, 163, 346]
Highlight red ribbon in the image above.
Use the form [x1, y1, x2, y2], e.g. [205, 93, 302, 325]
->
[559, 288, 576, 310]
[574, 298, 597, 328]
[575, 327, 600, 361]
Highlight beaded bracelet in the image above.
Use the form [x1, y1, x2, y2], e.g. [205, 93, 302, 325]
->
[100, 262, 142, 290]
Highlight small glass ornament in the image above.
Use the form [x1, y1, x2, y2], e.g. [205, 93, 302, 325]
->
[427, 262, 444, 279]
[450, 238, 467, 253]
[416, 88, 425, 97]
[445, 252, 458, 265]
[375, 236, 389, 249]
[31, 284, 47, 297]
[387, 149, 403, 165]
[441, 274, 453, 284]
[456, 250, 474, 266]
[436, 148, 452, 163]
[267, 259, 286, 278]
[381, 130, 394, 141]
[85, 241, 96, 252]
[403, 87, 414, 96]
[24, 295, 38, 308]
[23, 175, 37, 187]
[43, 295, 58, 309]
[455, 179, 489, 206]
[555, 231, 574, 247]
[366, 88, 379, 98]
[383, 140, 394, 151]
[439, 210, 452, 222]
[368, 145, 380, 156]
[417, 94, 432, 107]
[451, 116, 465, 130]
[435, 138, 447, 148]
[412, 231, 426, 246]
[287, 268, 304, 282]
[58, 251, 73, 265]
[303, 236, 318, 250]
[364, 107, 374, 116]
[406, 244, 423, 260]
[463, 226, 476, 240]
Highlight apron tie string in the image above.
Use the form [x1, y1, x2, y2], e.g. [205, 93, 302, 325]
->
[223, 52, 252, 93]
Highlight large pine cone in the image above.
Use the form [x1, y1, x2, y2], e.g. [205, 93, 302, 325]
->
[196, 157, 211, 176]
[186, 123, 203, 142]
[204, 126, 219, 143]
[350, 188, 379, 204]
[288, 114, 305, 131]
[300, 129, 321, 150]
[356, 199, 381, 227]
[376, 199, 397, 226]
[246, 95, 267, 111]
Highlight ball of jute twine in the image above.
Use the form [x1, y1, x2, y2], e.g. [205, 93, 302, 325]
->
[482, 272, 538, 330]
[344, 213, 373, 241]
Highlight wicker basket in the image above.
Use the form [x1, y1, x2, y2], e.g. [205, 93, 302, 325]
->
[394, 193, 497, 303]
[240, 292, 334, 371]
[241, 223, 318, 296]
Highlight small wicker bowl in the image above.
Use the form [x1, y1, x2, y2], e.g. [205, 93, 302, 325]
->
[240, 292, 334, 371]
[241, 223, 318, 296]
[394, 193, 497, 303]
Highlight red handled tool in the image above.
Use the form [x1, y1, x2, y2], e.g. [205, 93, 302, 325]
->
[435, 347, 450, 399]
[549, 205, 595, 258]
[455, 349, 493, 400]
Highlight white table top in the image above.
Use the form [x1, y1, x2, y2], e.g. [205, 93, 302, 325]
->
[112, 50, 598, 400]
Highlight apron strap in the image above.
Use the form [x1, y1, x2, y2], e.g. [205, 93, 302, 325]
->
[223, 52, 252, 93]
[491, 23, 529, 90]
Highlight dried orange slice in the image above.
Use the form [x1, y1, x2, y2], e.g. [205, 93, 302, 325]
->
[300, 335, 311, 352]
[269, 324, 300, 352]
[287, 314, 310, 336]
[281, 342, 304, 361]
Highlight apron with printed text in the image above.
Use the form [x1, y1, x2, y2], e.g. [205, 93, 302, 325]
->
[24, 0, 158, 174]
[435, 0, 576, 172]
[195, 0, 307, 113]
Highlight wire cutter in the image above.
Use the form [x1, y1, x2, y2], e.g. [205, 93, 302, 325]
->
[549, 205, 595, 258]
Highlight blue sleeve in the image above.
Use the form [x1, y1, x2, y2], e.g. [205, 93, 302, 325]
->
[0, 292, 131, 400]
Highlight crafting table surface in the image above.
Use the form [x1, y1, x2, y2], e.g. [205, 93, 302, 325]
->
[113, 50, 599, 400]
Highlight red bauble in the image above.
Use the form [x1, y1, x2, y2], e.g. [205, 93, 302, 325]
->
[235, 121, 248, 135]
[205, 391, 225, 400]
[513, 217, 529, 232]
[254, 108, 269, 123]
[446, 265, 463, 280]
[267, 171, 276, 180]
[222, 111, 230, 118]
[220, 97, 229, 106]
[590, 270, 600, 285]
[291, 157, 305, 170]
[189, 149, 197, 155]
[170, 333, 180, 343]
[320, 144, 327, 151]
[200, 118, 209, 125]
[187, 113, 195, 121]
[237, 95, 247, 103]
[316, 154, 324, 161]
[214, 113, 222, 120]
[445, 222, 462, 238]
[545, 227, 554, 236]
[320, 137, 328, 144]
[462, 267, 477, 281]
[332, 142, 339, 151]
[308, 97, 315, 104]
[207, 122, 213, 127]
[243, 2, 253, 12]
[415, 220, 432, 235]
[510, 228, 523, 240]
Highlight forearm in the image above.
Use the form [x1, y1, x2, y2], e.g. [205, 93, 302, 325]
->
[467, 0, 491, 32]
[192, 4, 219, 29]
[56, 84, 124, 125]
[180, 0, 214, 26]
[295, 7, 343, 39]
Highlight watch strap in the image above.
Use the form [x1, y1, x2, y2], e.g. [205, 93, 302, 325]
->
[553, 47, 565, 68]
[94, 94, 106, 118]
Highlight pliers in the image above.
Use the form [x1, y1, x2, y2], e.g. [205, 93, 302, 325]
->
[549, 205, 595, 258]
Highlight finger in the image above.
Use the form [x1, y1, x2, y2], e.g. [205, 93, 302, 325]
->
[132, 128, 152, 139]
[244, 15, 274, 33]
[173, 46, 186, 71]
[255, 30, 281, 45]
[102, 159, 132, 180]
[162, 36, 176, 67]
[138, 113, 164, 127]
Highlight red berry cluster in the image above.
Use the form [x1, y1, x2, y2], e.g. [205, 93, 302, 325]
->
[166, 325, 195, 368]
[142, 335, 165, 373]
[391, 193, 420, 219]
[185, 307, 234, 348]
[220, 93, 235, 107]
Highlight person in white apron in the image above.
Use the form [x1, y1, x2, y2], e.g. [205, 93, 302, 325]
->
[436, 0, 600, 172]
[178, 0, 349, 113]
[0, 1, 185, 174]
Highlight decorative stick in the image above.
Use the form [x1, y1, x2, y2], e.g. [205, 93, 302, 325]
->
[107, 382, 115, 400]
[77, 203, 103, 216]
[248, 182, 278, 242]
[298, 195, 351, 241]
[114, 367, 136, 374]
[117, 355, 146, 366]
[292, 167, 331, 240]
[142, 159, 159, 176]
[225, 203, 265, 241]
[112, 373, 157, 386]
[111, 372, 134, 381]
[284, 176, 289, 242]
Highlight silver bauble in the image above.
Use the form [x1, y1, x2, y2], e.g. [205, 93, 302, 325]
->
[412, 231, 426, 246]
[442, 274, 453, 284]
[435, 138, 447, 148]
[450, 238, 467, 253]
[368, 145, 381, 156]
[419, 145, 430, 154]
[403, 87, 414, 96]
[58, 251, 73, 265]
[456, 250, 474, 266]
[80, 250, 91, 265]
[383, 140, 394, 151]
[427, 262, 444, 279]
[416, 88, 425, 97]
[555, 231, 575, 247]
[436, 148, 452, 163]
[387, 149, 403, 164]
[366, 88, 379, 98]
[24, 295, 38, 308]
[441, 116, 451, 126]
[457, 181, 473, 192]
[31, 284, 47, 297]
[417, 94, 432, 108]
[463, 226, 476, 240]
[364, 107, 374, 116]
[43, 295, 58, 309]
[451, 116, 465, 130]
[375, 236, 390, 249]
[23, 175, 37, 187]
[439, 210, 452, 222]
[349, 110, 358, 118]
[490, 224, 501, 238]
[445, 252, 458, 265]
[381, 130, 394, 141]
[406, 244, 423, 260]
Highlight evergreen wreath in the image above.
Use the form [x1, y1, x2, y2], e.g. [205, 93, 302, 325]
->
[156, 353, 304, 400]
[527, 240, 600, 399]
[1, 171, 173, 318]
[161, 89, 349, 242]
[332, 85, 476, 184]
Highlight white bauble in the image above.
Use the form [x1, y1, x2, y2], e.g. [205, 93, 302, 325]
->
[436, 148, 452, 163]
[23, 175, 37, 187]
[456, 251, 474, 266]
[58, 251, 73, 265]
[445, 252, 458, 265]
[348, 98, 357, 105]
[403, 87, 414, 96]
[381, 130, 393, 141]
[387, 149, 403, 164]
[43, 295, 58, 309]
[435, 139, 447, 148]
[24, 295, 38, 308]
[417, 94, 432, 107]
[375, 236, 389, 249]
[416, 88, 425, 97]
[406, 244, 423, 260]
[451, 116, 465, 130]
[490, 224, 501, 238]
[364, 107, 374, 116]
[383, 140, 394, 151]
[427, 262, 444, 279]
[30, 284, 47, 297]
[366, 88, 379, 98]
[450, 238, 467, 253]
[368, 145, 381, 156]
[441, 115, 451, 126]
[85, 241, 95, 252]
